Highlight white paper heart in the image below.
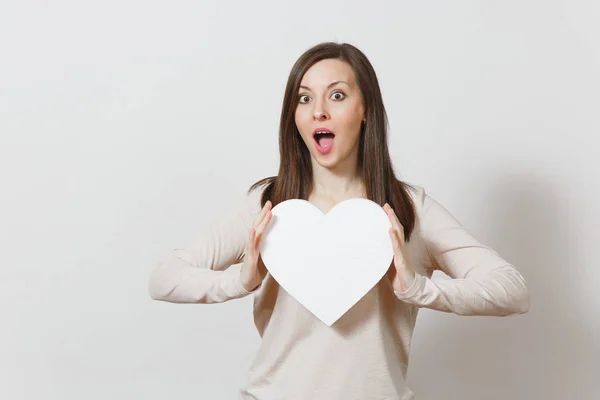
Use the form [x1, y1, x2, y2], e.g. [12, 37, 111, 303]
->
[259, 198, 394, 326]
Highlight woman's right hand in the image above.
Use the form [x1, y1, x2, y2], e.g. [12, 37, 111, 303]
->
[240, 200, 273, 292]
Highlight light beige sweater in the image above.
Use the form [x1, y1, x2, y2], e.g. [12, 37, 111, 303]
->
[148, 183, 530, 400]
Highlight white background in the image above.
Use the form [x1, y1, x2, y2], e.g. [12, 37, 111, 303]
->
[1, 1, 598, 399]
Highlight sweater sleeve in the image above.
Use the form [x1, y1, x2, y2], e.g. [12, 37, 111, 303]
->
[394, 186, 530, 316]
[148, 185, 264, 304]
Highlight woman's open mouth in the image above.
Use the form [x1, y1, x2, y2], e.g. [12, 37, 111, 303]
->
[313, 129, 335, 154]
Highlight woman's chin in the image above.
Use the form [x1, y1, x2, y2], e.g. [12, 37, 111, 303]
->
[312, 153, 339, 169]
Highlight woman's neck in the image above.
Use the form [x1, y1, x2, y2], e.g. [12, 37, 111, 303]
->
[308, 144, 365, 200]
[309, 166, 365, 200]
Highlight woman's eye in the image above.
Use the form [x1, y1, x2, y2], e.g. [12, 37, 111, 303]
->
[298, 92, 344, 103]
[331, 91, 345, 100]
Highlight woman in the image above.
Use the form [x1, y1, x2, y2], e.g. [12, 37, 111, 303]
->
[149, 42, 530, 400]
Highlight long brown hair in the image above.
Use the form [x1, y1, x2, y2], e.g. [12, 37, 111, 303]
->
[249, 42, 417, 241]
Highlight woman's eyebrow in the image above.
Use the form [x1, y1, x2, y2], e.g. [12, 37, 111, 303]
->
[299, 80, 349, 91]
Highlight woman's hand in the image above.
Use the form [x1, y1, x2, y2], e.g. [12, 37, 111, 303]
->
[383, 203, 416, 293]
[240, 200, 273, 292]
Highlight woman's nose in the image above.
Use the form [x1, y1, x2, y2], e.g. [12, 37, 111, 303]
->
[313, 104, 329, 121]
[313, 110, 329, 121]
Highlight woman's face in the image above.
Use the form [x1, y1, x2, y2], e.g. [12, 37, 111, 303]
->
[294, 58, 365, 169]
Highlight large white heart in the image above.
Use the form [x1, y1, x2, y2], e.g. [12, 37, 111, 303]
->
[259, 198, 394, 326]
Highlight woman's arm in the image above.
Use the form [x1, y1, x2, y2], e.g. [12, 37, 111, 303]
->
[148, 186, 264, 304]
[394, 187, 530, 316]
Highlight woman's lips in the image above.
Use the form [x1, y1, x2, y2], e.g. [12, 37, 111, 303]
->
[313, 128, 335, 154]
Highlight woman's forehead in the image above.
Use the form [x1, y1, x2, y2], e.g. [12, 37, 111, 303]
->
[300, 59, 356, 88]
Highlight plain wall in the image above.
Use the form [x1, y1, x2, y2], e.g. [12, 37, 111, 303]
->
[1, 0, 598, 399]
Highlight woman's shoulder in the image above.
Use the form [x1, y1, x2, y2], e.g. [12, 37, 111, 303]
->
[401, 180, 463, 231]
[401, 180, 427, 209]
[400, 180, 451, 228]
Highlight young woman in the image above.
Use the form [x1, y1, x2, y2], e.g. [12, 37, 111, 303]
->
[149, 42, 530, 400]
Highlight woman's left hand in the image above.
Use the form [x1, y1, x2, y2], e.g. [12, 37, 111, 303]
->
[383, 203, 416, 293]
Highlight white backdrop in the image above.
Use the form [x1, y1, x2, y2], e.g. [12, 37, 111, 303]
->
[1, 1, 598, 399]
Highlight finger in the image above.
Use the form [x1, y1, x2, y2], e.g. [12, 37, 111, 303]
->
[394, 228, 404, 250]
[389, 229, 404, 269]
[254, 210, 273, 247]
[389, 227, 400, 252]
[392, 218, 404, 243]
[246, 227, 256, 256]
[254, 201, 271, 228]
[389, 233, 406, 275]
[257, 207, 272, 234]
[384, 204, 399, 231]
[252, 203, 271, 240]
[388, 206, 401, 229]
[385, 204, 405, 242]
